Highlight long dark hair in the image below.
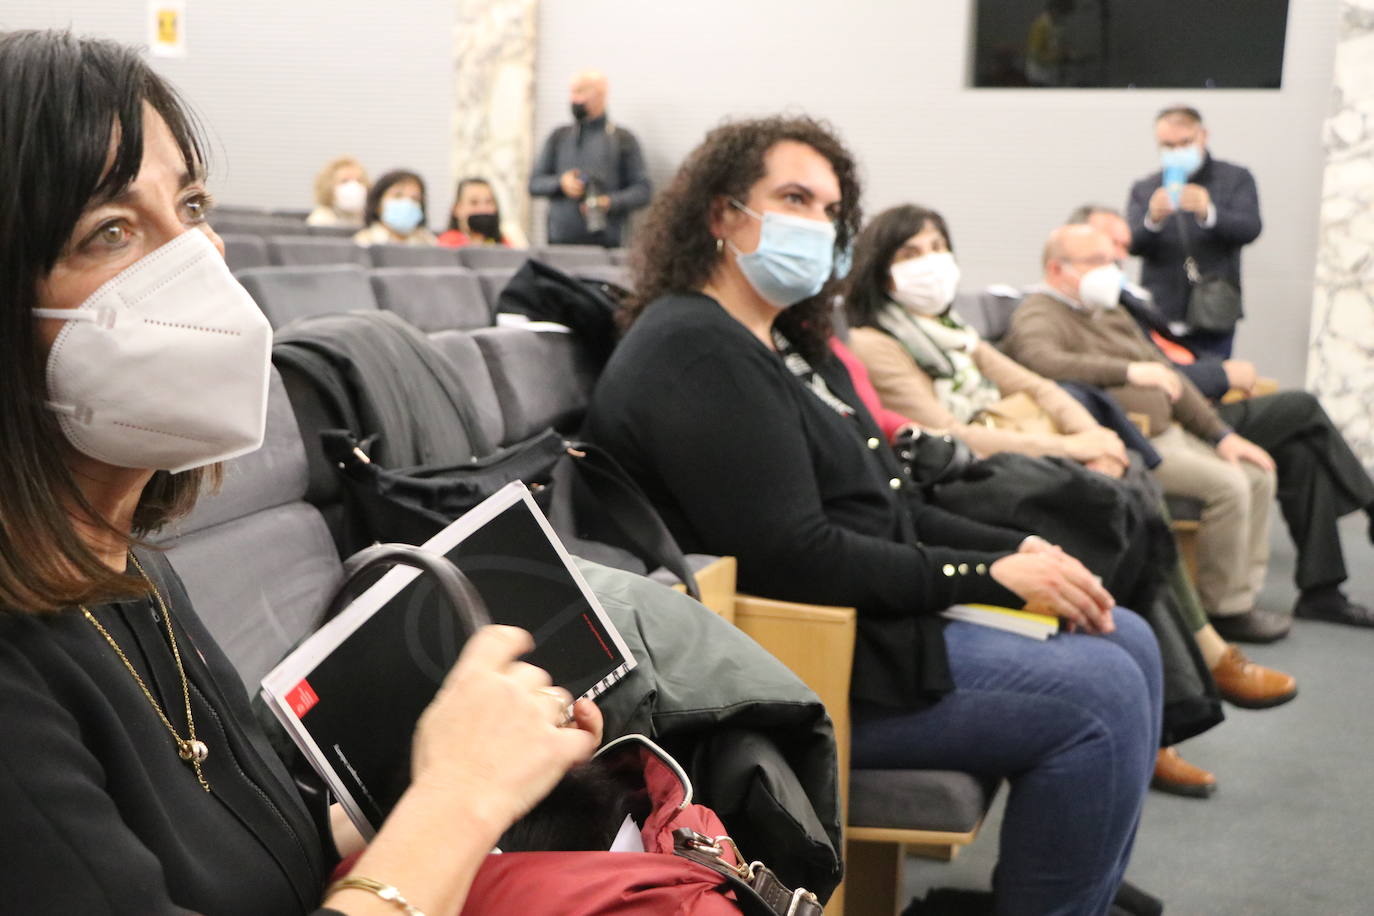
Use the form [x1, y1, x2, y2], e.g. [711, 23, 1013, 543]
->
[0, 31, 215, 612]
[447, 177, 505, 242]
[843, 205, 953, 329]
[365, 169, 428, 228]
[626, 115, 863, 364]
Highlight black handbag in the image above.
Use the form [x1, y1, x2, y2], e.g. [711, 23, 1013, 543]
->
[892, 426, 976, 488]
[1174, 212, 1241, 334]
[319, 428, 701, 600]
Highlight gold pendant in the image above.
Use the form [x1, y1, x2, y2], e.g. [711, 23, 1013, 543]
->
[178, 739, 210, 763]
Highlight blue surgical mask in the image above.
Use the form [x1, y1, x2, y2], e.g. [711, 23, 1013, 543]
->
[1159, 142, 1203, 179]
[727, 200, 837, 308]
[381, 197, 424, 235]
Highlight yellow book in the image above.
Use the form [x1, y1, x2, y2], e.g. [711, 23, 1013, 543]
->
[941, 603, 1060, 640]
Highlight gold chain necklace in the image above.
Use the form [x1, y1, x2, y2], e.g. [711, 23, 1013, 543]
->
[80, 553, 210, 792]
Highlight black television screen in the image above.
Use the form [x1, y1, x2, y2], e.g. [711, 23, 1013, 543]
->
[971, 0, 1291, 89]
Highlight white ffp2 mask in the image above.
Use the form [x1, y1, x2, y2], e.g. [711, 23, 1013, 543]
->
[33, 229, 272, 473]
[890, 251, 961, 316]
[1076, 263, 1125, 311]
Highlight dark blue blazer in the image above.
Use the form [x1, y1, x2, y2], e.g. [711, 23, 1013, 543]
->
[1125, 154, 1261, 327]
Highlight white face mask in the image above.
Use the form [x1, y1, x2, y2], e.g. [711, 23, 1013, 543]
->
[333, 179, 367, 215]
[33, 230, 272, 473]
[1074, 263, 1125, 310]
[890, 251, 960, 316]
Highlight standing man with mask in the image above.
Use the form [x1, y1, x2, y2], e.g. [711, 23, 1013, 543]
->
[1003, 224, 1287, 643]
[1126, 106, 1261, 359]
[529, 69, 651, 247]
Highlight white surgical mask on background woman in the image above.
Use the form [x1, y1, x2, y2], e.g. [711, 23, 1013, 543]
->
[890, 251, 961, 316]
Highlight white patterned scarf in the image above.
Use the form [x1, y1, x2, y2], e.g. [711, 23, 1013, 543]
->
[873, 300, 1002, 423]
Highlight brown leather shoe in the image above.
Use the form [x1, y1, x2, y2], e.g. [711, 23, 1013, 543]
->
[1210, 645, 1298, 709]
[1151, 747, 1216, 798]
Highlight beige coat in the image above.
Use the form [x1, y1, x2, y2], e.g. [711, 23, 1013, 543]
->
[847, 326, 1101, 459]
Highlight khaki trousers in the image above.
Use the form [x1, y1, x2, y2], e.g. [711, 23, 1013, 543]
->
[1150, 424, 1276, 616]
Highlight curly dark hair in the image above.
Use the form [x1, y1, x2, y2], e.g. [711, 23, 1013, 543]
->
[625, 115, 862, 364]
[843, 204, 952, 329]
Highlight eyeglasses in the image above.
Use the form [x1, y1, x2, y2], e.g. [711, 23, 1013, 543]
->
[1058, 255, 1113, 269]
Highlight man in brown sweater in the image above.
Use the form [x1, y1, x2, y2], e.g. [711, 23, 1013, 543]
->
[1003, 224, 1287, 643]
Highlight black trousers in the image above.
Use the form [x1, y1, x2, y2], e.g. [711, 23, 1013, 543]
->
[1217, 391, 1374, 590]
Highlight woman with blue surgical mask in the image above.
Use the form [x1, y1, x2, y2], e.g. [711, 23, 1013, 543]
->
[586, 118, 1162, 914]
[353, 168, 438, 246]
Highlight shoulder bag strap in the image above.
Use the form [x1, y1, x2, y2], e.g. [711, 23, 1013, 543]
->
[558, 443, 701, 600]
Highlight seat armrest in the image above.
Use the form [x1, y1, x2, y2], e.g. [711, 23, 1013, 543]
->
[1221, 375, 1279, 404]
[669, 555, 738, 623]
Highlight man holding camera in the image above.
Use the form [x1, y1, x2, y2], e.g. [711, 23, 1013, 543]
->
[529, 69, 651, 247]
[1125, 106, 1261, 359]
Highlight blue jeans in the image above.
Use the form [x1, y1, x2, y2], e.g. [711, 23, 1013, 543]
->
[852, 609, 1162, 916]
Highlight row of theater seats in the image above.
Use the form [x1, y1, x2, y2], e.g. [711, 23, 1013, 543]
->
[221, 231, 630, 276]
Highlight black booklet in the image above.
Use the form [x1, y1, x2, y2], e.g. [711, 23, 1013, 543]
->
[261, 481, 635, 836]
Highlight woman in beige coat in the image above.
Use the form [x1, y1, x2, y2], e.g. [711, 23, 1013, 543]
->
[844, 204, 1128, 475]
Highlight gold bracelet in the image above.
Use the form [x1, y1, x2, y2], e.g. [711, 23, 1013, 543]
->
[326, 875, 426, 916]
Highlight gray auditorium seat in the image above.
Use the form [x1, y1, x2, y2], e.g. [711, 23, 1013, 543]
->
[369, 267, 491, 333]
[154, 370, 343, 689]
[476, 267, 517, 310]
[222, 233, 270, 273]
[535, 244, 612, 271]
[468, 326, 598, 443]
[953, 286, 1023, 343]
[367, 244, 463, 269]
[212, 214, 312, 237]
[457, 246, 530, 271]
[308, 225, 360, 239]
[849, 770, 1000, 834]
[426, 331, 508, 450]
[268, 235, 370, 268]
[237, 264, 379, 329]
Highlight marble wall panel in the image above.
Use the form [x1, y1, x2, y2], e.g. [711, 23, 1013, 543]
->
[1310, 1, 1374, 468]
[453, 0, 538, 242]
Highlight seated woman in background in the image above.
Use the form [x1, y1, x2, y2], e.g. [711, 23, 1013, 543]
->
[845, 204, 1128, 474]
[0, 30, 600, 913]
[437, 176, 526, 248]
[842, 203, 1298, 793]
[586, 114, 1162, 914]
[306, 155, 369, 228]
[353, 168, 437, 246]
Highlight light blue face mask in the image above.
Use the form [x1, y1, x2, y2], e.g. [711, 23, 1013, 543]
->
[728, 200, 837, 308]
[1160, 145, 1203, 202]
[381, 197, 424, 235]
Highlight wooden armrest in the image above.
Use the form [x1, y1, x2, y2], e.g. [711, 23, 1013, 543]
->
[733, 596, 855, 797]
[1221, 375, 1279, 404]
[670, 555, 738, 623]
[1126, 411, 1151, 437]
[734, 595, 856, 916]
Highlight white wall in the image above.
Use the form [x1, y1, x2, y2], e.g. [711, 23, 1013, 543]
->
[535, 0, 1340, 386]
[0, 0, 455, 215]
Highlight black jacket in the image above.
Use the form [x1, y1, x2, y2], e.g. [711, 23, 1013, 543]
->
[1125, 154, 1262, 326]
[586, 293, 1021, 708]
[528, 115, 651, 246]
[0, 551, 335, 915]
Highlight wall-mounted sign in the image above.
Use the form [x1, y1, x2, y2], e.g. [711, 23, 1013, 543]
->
[149, 0, 187, 59]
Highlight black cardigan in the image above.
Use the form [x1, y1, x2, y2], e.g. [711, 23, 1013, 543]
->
[0, 550, 338, 915]
[586, 292, 1021, 706]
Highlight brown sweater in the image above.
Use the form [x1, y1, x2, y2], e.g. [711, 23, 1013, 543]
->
[847, 326, 1100, 459]
[1001, 291, 1229, 442]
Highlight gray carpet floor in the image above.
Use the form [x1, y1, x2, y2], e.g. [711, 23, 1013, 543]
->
[901, 512, 1374, 915]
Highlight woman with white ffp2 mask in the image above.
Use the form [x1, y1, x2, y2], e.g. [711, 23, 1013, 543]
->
[6, 30, 602, 915]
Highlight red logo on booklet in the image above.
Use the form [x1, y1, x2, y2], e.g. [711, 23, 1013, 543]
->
[287, 679, 320, 717]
